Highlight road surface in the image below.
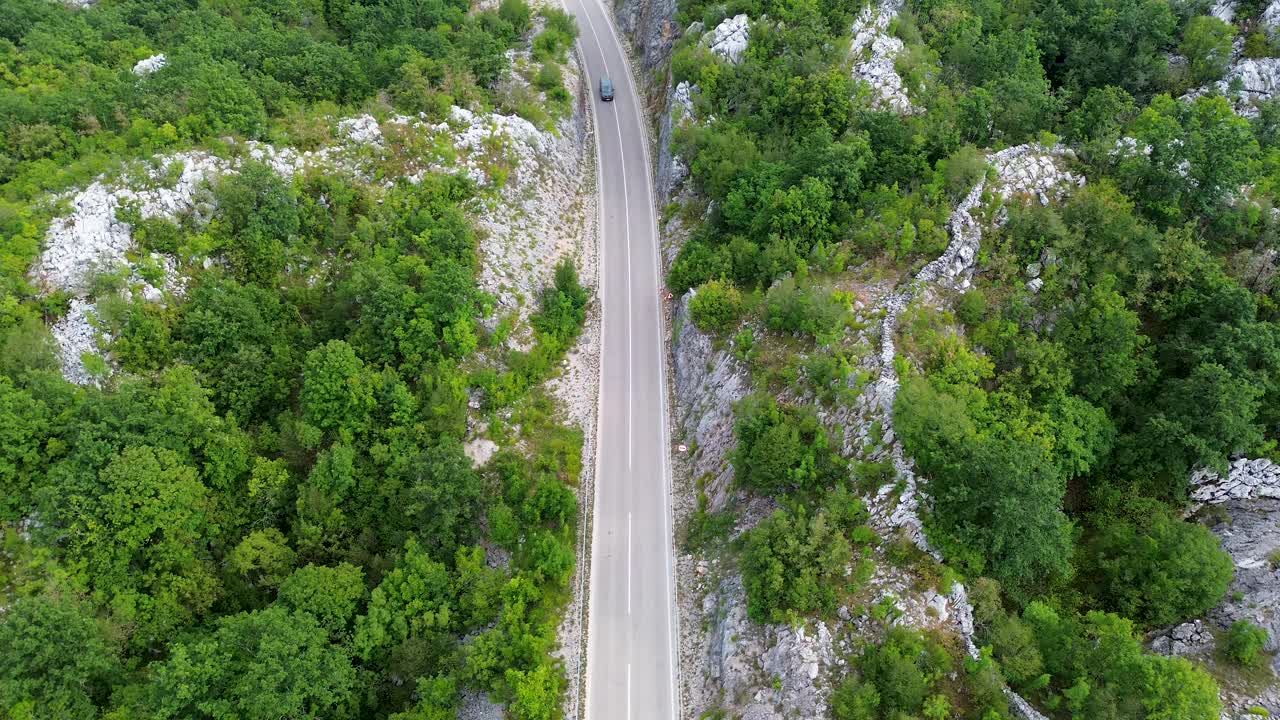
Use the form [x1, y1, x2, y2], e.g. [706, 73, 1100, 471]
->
[564, 1, 679, 718]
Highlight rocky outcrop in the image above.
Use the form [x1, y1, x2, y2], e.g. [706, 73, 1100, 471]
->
[1205, 499, 1280, 674]
[132, 54, 166, 76]
[850, 0, 917, 114]
[1265, 0, 1280, 40]
[1212, 0, 1237, 23]
[705, 14, 750, 64]
[845, 144, 1077, 720]
[678, 145, 1079, 720]
[672, 292, 751, 510]
[1185, 57, 1280, 118]
[614, 0, 679, 71]
[1155, 495, 1280, 718]
[1150, 619, 1216, 657]
[1191, 457, 1280, 506]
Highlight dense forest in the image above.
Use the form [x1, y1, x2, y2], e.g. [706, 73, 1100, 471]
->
[0, 0, 589, 718]
[669, 0, 1279, 716]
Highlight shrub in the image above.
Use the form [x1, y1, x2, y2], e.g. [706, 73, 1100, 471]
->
[1225, 620, 1270, 668]
[689, 279, 744, 334]
[741, 502, 866, 622]
[1083, 513, 1233, 628]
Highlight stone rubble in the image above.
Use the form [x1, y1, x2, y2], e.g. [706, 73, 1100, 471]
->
[1190, 457, 1280, 506]
[849, 0, 918, 114]
[131, 53, 166, 76]
[51, 299, 107, 386]
[1150, 619, 1215, 657]
[336, 114, 383, 147]
[705, 14, 750, 64]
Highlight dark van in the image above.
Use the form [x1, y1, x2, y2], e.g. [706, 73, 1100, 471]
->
[600, 77, 615, 102]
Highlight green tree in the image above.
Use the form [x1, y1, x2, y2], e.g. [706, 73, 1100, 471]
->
[229, 528, 298, 589]
[144, 606, 356, 719]
[1180, 16, 1235, 85]
[355, 538, 456, 663]
[64, 445, 220, 647]
[1084, 513, 1233, 626]
[277, 563, 367, 636]
[0, 595, 120, 720]
[211, 161, 300, 285]
[742, 503, 865, 622]
[302, 340, 377, 439]
[688, 279, 744, 334]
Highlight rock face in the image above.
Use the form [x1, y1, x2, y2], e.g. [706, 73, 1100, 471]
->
[1265, 0, 1280, 40]
[850, 0, 917, 114]
[678, 145, 1079, 720]
[132, 53, 166, 76]
[1182, 15, 1280, 120]
[613, 0, 679, 71]
[1212, 0, 1237, 23]
[1206, 499, 1280, 673]
[672, 291, 751, 510]
[705, 14, 750, 64]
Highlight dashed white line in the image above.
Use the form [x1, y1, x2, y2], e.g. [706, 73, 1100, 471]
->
[627, 511, 633, 616]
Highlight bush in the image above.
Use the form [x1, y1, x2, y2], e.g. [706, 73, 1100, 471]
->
[689, 279, 744, 334]
[1083, 513, 1233, 628]
[1226, 620, 1270, 667]
[741, 501, 868, 622]
[732, 394, 846, 495]
[534, 62, 563, 92]
[764, 276, 846, 342]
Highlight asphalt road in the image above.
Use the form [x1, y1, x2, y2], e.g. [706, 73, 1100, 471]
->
[564, 1, 679, 718]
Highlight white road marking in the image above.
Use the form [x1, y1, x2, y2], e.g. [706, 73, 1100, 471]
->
[627, 511, 632, 615]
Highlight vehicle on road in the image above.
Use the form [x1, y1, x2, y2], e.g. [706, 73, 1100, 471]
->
[599, 76, 614, 102]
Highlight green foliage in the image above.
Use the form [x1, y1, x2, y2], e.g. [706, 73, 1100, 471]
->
[975, 585, 1223, 719]
[1181, 16, 1235, 85]
[764, 275, 848, 342]
[689, 279, 745, 334]
[142, 606, 357, 719]
[741, 496, 870, 623]
[833, 627, 1008, 720]
[0, 595, 120, 720]
[1082, 512, 1233, 627]
[277, 563, 366, 636]
[1225, 619, 1271, 668]
[732, 393, 846, 496]
[895, 365, 1073, 601]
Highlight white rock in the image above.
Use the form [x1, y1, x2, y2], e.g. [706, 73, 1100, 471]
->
[51, 299, 107, 386]
[1211, 0, 1237, 23]
[849, 0, 917, 114]
[337, 114, 383, 147]
[705, 14, 750, 64]
[132, 53, 167, 76]
[1264, 0, 1280, 40]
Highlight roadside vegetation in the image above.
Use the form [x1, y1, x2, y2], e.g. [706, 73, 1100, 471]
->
[0, 1, 588, 719]
[670, 0, 1280, 715]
